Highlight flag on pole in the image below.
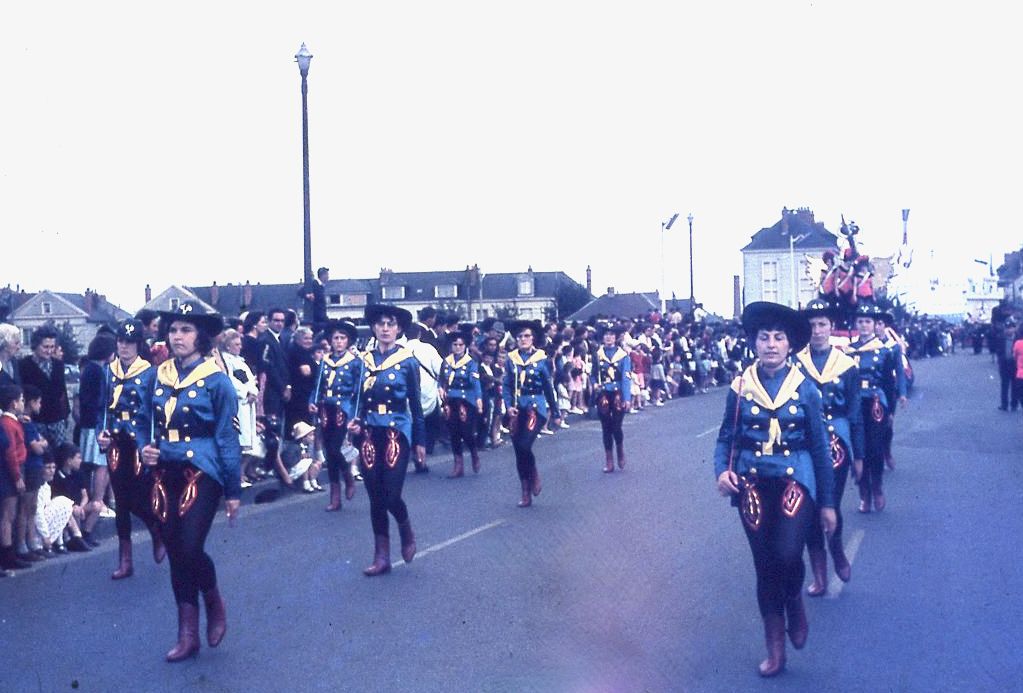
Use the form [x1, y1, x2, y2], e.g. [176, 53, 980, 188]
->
[665, 213, 679, 230]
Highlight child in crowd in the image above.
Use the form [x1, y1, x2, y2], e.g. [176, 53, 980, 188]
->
[279, 422, 323, 493]
[0, 385, 29, 570]
[16, 385, 48, 561]
[50, 443, 99, 552]
[649, 348, 667, 407]
[34, 453, 74, 556]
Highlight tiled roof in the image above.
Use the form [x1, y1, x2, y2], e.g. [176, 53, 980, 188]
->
[187, 283, 304, 317]
[742, 209, 839, 252]
[567, 292, 689, 322]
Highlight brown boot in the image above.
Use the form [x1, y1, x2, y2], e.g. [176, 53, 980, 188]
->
[517, 478, 532, 507]
[872, 483, 886, 511]
[325, 482, 342, 512]
[398, 519, 416, 563]
[758, 613, 787, 677]
[806, 547, 828, 597]
[603, 449, 615, 473]
[615, 442, 626, 469]
[531, 467, 542, 497]
[470, 450, 481, 474]
[343, 468, 357, 500]
[785, 594, 808, 649]
[363, 535, 391, 576]
[111, 539, 134, 580]
[203, 587, 227, 647]
[150, 526, 166, 564]
[830, 534, 851, 583]
[448, 454, 465, 478]
[858, 484, 871, 513]
[165, 603, 201, 662]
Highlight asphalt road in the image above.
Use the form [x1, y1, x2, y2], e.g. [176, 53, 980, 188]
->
[2, 351, 1021, 692]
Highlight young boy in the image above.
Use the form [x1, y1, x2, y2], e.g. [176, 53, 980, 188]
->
[0, 384, 30, 569]
[50, 443, 99, 552]
[16, 385, 48, 560]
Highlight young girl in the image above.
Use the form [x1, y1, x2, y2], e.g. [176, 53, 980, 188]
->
[0, 385, 29, 570]
[34, 453, 74, 556]
[648, 348, 667, 407]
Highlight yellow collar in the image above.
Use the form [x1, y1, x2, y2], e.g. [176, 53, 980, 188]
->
[598, 347, 628, 364]
[361, 347, 414, 391]
[732, 364, 805, 412]
[325, 352, 356, 369]
[108, 356, 152, 412]
[849, 337, 884, 353]
[796, 346, 855, 384]
[445, 353, 473, 369]
[508, 349, 546, 368]
[156, 357, 222, 422]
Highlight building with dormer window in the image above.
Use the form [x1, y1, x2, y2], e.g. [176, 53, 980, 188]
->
[741, 207, 839, 309]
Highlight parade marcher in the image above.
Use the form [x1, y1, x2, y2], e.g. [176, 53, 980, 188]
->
[795, 299, 864, 595]
[438, 328, 483, 478]
[141, 302, 240, 662]
[96, 319, 164, 580]
[308, 320, 361, 511]
[591, 325, 632, 473]
[347, 305, 425, 576]
[502, 320, 561, 508]
[714, 302, 835, 678]
[875, 309, 909, 470]
[846, 303, 903, 513]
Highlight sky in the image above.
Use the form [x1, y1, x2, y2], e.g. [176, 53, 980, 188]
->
[2, 1, 1020, 317]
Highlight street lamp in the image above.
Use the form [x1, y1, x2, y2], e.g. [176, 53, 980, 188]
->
[295, 43, 313, 284]
[687, 213, 695, 312]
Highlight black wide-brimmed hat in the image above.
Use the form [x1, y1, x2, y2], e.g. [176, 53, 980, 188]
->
[507, 319, 546, 347]
[802, 298, 839, 323]
[853, 302, 884, 320]
[364, 304, 413, 332]
[595, 323, 627, 340]
[115, 319, 146, 345]
[324, 319, 358, 344]
[445, 327, 475, 347]
[159, 301, 224, 337]
[874, 305, 895, 324]
[741, 302, 810, 353]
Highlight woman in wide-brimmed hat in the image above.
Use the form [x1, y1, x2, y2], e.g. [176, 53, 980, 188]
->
[591, 324, 631, 473]
[501, 320, 561, 507]
[845, 302, 902, 513]
[308, 320, 361, 511]
[439, 328, 483, 478]
[712, 302, 835, 677]
[97, 319, 165, 582]
[347, 304, 425, 576]
[794, 299, 864, 596]
[140, 301, 240, 662]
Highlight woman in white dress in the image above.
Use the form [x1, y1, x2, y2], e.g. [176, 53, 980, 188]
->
[220, 330, 258, 482]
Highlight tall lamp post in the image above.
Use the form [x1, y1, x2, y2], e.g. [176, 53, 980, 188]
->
[687, 213, 695, 314]
[295, 43, 314, 284]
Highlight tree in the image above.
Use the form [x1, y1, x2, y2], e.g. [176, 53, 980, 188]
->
[554, 279, 592, 320]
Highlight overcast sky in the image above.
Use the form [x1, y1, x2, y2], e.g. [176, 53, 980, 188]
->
[3, 2, 1019, 316]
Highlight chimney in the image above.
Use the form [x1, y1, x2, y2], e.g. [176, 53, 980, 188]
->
[242, 280, 253, 309]
[607, 286, 615, 296]
[586, 265, 592, 294]
[780, 209, 789, 236]
[84, 289, 94, 314]
[145, 284, 152, 303]
[210, 281, 219, 306]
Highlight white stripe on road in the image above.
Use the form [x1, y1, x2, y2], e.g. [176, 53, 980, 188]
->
[696, 426, 719, 438]
[392, 519, 506, 568]
[825, 528, 865, 599]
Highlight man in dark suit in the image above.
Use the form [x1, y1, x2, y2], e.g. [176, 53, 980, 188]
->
[300, 267, 329, 332]
[18, 326, 70, 447]
[260, 308, 292, 478]
[416, 307, 441, 351]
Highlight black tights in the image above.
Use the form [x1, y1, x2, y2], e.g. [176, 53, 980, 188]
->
[358, 427, 410, 537]
[153, 463, 222, 607]
[510, 409, 545, 481]
[319, 404, 347, 484]
[859, 400, 888, 496]
[806, 438, 850, 553]
[739, 477, 814, 618]
[108, 434, 156, 541]
[444, 400, 479, 456]
[596, 392, 625, 451]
